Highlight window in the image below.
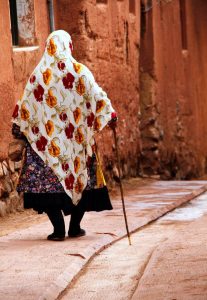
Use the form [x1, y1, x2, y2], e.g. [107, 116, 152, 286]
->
[9, 0, 18, 45]
[129, 0, 136, 14]
[179, 0, 188, 50]
[9, 0, 36, 47]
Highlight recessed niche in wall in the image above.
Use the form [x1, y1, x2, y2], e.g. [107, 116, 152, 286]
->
[129, 0, 136, 14]
[96, 0, 108, 3]
[179, 0, 188, 50]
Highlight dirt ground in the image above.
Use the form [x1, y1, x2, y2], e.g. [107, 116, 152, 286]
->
[0, 209, 47, 237]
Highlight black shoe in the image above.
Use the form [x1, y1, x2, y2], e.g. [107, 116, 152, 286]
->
[47, 233, 65, 241]
[68, 229, 86, 238]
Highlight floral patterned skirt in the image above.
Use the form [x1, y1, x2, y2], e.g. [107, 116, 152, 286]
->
[17, 142, 112, 215]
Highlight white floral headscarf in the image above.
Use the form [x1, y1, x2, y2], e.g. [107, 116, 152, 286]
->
[12, 30, 115, 205]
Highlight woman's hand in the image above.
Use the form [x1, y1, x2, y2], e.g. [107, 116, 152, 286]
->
[108, 112, 118, 130]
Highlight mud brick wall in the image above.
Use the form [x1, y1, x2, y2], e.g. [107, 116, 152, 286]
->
[0, 0, 15, 160]
[139, 0, 207, 179]
[0, 0, 50, 214]
[0, 0, 50, 159]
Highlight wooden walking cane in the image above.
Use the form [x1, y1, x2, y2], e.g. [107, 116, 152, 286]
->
[112, 127, 132, 246]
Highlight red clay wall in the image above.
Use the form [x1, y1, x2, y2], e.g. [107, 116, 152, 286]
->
[0, 0, 50, 159]
[184, 0, 207, 176]
[0, 0, 15, 160]
[54, 0, 141, 180]
[0, 0, 50, 215]
[139, 0, 207, 179]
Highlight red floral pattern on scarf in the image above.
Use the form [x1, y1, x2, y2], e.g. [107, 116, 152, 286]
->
[34, 84, 44, 102]
[62, 73, 75, 89]
[36, 136, 48, 151]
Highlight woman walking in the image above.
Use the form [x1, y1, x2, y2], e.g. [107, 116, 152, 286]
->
[12, 30, 117, 241]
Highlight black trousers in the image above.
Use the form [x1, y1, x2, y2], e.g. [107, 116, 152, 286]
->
[46, 206, 85, 236]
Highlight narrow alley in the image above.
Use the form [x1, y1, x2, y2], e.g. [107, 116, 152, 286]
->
[1, 1, 207, 299]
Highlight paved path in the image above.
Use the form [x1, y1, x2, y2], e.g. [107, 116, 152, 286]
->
[0, 179, 207, 300]
[132, 217, 207, 300]
[61, 189, 207, 300]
